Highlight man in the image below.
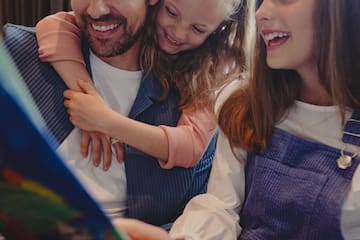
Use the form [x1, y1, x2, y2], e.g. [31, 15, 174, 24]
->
[2, 0, 214, 226]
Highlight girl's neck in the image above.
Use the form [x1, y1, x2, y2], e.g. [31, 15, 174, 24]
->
[300, 82, 334, 106]
[298, 66, 333, 106]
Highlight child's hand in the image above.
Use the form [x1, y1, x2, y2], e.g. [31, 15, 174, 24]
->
[112, 140, 124, 164]
[64, 80, 113, 133]
[80, 130, 112, 170]
[80, 131, 125, 170]
[112, 218, 173, 240]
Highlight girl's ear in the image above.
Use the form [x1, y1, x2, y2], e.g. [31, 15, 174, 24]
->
[149, 0, 159, 6]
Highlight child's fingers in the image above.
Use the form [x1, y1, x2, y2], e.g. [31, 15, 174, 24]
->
[113, 141, 124, 163]
[80, 130, 91, 158]
[77, 79, 97, 95]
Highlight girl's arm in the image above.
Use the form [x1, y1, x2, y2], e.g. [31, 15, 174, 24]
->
[158, 108, 216, 168]
[36, 12, 116, 169]
[64, 81, 216, 168]
[36, 12, 88, 91]
[105, 109, 216, 167]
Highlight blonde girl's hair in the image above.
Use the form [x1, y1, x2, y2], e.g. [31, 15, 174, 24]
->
[140, 0, 247, 111]
[218, 0, 360, 153]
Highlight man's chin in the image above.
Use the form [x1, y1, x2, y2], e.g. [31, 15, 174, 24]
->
[88, 40, 115, 57]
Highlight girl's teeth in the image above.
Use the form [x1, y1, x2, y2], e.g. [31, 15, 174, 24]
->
[166, 33, 180, 45]
[264, 32, 289, 41]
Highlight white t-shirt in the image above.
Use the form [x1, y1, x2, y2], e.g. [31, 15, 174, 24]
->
[58, 51, 142, 218]
[170, 80, 360, 240]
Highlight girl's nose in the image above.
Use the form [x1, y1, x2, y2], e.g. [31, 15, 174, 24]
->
[173, 24, 187, 42]
[255, 0, 272, 24]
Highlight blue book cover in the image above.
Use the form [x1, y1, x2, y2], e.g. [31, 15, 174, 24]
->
[0, 39, 128, 240]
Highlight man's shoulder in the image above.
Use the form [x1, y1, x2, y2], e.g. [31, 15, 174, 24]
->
[4, 23, 35, 33]
[3, 23, 36, 40]
[3, 24, 38, 54]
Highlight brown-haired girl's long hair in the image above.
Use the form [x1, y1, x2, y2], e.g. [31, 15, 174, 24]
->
[218, 0, 360, 153]
[140, 0, 247, 111]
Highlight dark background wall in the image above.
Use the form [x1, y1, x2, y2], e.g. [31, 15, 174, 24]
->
[0, 0, 71, 27]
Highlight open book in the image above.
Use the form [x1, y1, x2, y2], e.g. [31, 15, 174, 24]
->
[0, 39, 128, 240]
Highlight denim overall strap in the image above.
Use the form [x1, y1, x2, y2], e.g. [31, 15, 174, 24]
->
[240, 114, 360, 239]
[342, 110, 360, 146]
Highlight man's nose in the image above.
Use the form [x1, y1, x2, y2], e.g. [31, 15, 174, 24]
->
[87, 0, 110, 19]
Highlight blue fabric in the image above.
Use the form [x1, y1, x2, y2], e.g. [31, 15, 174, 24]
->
[3, 24, 72, 146]
[3, 23, 214, 226]
[240, 110, 360, 240]
[342, 110, 360, 146]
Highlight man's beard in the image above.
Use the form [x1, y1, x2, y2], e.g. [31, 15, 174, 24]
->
[81, 13, 144, 57]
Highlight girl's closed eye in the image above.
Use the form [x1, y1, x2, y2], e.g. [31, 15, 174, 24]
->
[279, 0, 296, 4]
[165, 6, 177, 17]
[192, 25, 205, 34]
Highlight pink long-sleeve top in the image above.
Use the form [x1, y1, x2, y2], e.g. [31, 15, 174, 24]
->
[36, 12, 216, 168]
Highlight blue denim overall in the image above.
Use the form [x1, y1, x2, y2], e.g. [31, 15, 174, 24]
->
[239, 110, 360, 240]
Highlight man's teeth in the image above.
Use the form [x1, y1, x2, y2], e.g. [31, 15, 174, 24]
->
[92, 23, 119, 32]
[264, 32, 289, 41]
